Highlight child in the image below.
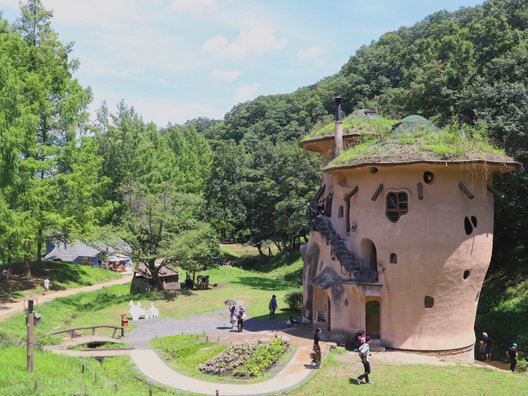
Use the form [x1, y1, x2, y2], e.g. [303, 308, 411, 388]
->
[357, 336, 374, 385]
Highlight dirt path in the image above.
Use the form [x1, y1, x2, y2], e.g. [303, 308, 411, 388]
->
[0, 274, 132, 321]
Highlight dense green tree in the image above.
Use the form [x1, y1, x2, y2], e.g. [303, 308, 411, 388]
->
[170, 220, 219, 284]
[202, 140, 247, 239]
[13, 0, 93, 271]
[120, 182, 217, 288]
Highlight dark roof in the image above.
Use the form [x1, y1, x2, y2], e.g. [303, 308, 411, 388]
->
[44, 241, 100, 262]
[134, 266, 179, 279]
[44, 238, 131, 262]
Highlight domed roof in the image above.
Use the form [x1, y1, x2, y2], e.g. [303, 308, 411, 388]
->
[390, 115, 440, 134]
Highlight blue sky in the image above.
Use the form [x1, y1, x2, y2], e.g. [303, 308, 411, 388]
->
[0, 0, 484, 126]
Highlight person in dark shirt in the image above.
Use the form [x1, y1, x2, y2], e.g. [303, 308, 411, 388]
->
[506, 342, 518, 372]
[482, 332, 494, 361]
[312, 327, 321, 368]
[268, 295, 277, 319]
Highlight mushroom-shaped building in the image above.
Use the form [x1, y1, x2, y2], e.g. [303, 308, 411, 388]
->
[300, 98, 519, 362]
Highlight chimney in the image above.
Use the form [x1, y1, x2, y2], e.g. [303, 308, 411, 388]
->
[333, 96, 344, 158]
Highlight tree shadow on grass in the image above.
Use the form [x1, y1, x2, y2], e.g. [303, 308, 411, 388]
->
[0, 261, 94, 300]
[244, 309, 313, 338]
[283, 267, 303, 285]
[230, 276, 293, 291]
[233, 250, 300, 274]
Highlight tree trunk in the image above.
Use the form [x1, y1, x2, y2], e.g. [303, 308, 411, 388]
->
[268, 246, 273, 256]
[24, 257, 31, 278]
[256, 242, 265, 256]
[146, 258, 162, 290]
[274, 241, 283, 252]
[36, 228, 43, 265]
[24, 242, 31, 277]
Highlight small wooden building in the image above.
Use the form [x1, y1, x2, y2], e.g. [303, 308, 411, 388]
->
[130, 266, 180, 293]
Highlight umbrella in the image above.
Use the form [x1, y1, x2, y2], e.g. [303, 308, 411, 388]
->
[224, 299, 237, 307]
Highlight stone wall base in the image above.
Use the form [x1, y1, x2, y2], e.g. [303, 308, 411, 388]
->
[388, 344, 475, 364]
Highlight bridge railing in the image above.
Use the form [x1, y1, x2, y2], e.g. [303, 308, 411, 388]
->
[46, 325, 125, 339]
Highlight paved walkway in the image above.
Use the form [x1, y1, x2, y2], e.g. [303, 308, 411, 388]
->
[0, 274, 132, 321]
[50, 309, 327, 396]
[129, 340, 319, 396]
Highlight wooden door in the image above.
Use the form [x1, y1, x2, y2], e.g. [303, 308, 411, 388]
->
[366, 300, 380, 338]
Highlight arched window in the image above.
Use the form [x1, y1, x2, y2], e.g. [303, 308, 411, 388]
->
[424, 296, 434, 308]
[386, 192, 409, 223]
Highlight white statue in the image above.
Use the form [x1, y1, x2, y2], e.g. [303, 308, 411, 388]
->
[129, 300, 146, 321]
[147, 302, 159, 318]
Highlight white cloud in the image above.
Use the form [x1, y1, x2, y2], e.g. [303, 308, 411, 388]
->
[297, 45, 325, 63]
[42, 0, 141, 27]
[170, 0, 216, 12]
[91, 93, 226, 126]
[202, 24, 287, 57]
[211, 69, 240, 82]
[235, 83, 260, 102]
[0, 0, 18, 9]
[202, 35, 230, 52]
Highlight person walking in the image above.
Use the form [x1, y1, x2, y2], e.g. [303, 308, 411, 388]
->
[356, 336, 374, 385]
[229, 305, 237, 329]
[506, 342, 518, 372]
[43, 277, 50, 294]
[312, 327, 322, 368]
[237, 306, 245, 332]
[269, 295, 277, 319]
[482, 332, 494, 361]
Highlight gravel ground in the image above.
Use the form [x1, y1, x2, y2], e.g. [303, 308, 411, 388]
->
[124, 309, 288, 348]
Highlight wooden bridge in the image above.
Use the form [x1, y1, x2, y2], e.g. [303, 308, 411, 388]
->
[46, 324, 125, 339]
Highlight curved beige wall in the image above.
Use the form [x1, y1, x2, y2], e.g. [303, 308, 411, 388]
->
[305, 163, 495, 352]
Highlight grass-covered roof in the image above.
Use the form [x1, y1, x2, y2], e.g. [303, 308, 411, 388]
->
[300, 109, 396, 143]
[324, 115, 519, 172]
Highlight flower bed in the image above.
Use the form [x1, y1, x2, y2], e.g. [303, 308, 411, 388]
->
[200, 338, 288, 377]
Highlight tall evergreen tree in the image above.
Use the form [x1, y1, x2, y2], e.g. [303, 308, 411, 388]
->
[10, 0, 96, 273]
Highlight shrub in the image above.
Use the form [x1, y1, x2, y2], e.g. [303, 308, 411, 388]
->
[200, 339, 288, 377]
[284, 291, 303, 311]
[200, 343, 257, 375]
[244, 338, 287, 376]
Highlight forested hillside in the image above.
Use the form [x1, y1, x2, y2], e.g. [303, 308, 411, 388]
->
[1, 0, 526, 284]
[199, 0, 528, 272]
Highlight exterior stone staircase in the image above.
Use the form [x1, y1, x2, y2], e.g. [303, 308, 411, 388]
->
[312, 215, 378, 284]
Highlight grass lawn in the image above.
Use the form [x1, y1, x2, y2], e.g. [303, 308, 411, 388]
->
[0, 251, 303, 345]
[0, 345, 184, 396]
[0, 260, 121, 302]
[288, 351, 528, 396]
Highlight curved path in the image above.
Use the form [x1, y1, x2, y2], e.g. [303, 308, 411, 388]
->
[0, 273, 132, 321]
[50, 309, 328, 395]
[129, 341, 318, 396]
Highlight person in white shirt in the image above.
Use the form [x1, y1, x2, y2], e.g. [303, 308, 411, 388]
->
[356, 336, 373, 385]
[43, 277, 50, 294]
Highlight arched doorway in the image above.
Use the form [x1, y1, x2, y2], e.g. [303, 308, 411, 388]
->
[361, 239, 378, 282]
[366, 300, 380, 338]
